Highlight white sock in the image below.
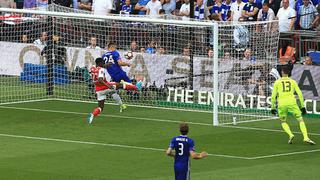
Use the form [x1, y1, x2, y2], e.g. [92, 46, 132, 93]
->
[112, 93, 122, 105]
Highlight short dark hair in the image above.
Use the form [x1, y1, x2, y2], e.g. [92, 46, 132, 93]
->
[262, 2, 269, 7]
[281, 65, 291, 75]
[180, 122, 189, 135]
[108, 42, 117, 48]
[95, 57, 104, 65]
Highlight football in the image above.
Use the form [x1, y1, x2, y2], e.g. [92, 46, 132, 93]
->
[124, 51, 134, 60]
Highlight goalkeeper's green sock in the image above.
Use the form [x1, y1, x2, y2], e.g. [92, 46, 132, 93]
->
[281, 122, 294, 138]
[299, 121, 310, 141]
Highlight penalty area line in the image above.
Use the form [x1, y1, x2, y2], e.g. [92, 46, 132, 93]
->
[0, 132, 318, 160]
[0, 133, 250, 160]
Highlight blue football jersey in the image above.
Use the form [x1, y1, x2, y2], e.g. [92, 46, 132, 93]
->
[221, 4, 230, 21]
[169, 135, 195, 167]
[122, 5, 132, 13]
[211, 4, 229, 21]
[243, 2, 258, 21]
[211, 4, 222, 15]
[102, 51, 125, 77]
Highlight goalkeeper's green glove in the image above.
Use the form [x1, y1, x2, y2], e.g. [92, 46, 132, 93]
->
[300, 107, 307, 115]
[271, 109, 276, 115]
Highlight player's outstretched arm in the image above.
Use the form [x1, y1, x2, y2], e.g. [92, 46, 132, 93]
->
[190, 151, 208, 159]
[166, 148, 175, 157]
[98, 77, 115, 90]
[118, 60, 131, 67]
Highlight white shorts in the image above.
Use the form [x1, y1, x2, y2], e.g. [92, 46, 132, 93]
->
[96, 89, 115, 101]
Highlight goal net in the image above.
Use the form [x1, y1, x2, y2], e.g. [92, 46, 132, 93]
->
[0, 7, 279, 125]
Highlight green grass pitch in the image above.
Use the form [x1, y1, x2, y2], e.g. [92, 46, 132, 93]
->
[0, 100, 320, 179]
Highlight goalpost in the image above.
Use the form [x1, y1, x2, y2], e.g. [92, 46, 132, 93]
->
[0, 7, 279, 125]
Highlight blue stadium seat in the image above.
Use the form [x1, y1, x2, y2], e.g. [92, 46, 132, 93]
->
[308, 51, 320, 65]
[33, 76, 48, 83]
[20, 72, 34, 82]
[20, 63, 69, 84]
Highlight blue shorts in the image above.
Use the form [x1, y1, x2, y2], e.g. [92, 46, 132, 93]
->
[174, 165, 190, 180]
[111, 72, 131, 83]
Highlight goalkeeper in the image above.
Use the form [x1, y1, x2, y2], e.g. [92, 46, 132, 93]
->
[271, 66, 315, 145]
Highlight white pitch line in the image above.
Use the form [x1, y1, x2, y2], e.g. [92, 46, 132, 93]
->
[222, 116, 278, 125]
[0, 106, 319, 160]
[0, 98, 52, 105]
[249, 149, 320, 160]
[0, 132, 318, 160]
[0, 106, 213, 126]
[1, 105, 320, 137]
[0, 133, 250, 160]
[222, 125, 320, 136]
[207, 153, 251, 160]
[54, 98, 274, 119]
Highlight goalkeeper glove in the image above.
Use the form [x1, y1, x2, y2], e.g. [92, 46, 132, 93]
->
[300, 107, 307, 115]
[271, 109, 276, 115]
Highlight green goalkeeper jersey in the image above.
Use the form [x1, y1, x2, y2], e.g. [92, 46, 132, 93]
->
[271, 77, 305, 109]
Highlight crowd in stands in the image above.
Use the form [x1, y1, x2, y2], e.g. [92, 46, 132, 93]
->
[0, 0, 319, 65]
[0, 0, 318, 28]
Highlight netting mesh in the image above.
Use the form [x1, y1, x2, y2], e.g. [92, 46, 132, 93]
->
[0, 8, 279, 125]
[216, 22, 279, 124]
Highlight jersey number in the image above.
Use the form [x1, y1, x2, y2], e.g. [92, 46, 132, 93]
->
[178, 143, 184, 155]
[103, 55, 114, 64]
[281, 81, 291, 92]
[91, 72, 98, 83]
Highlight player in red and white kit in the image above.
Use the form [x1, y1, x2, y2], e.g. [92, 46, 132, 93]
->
[87, 58, 137, 124]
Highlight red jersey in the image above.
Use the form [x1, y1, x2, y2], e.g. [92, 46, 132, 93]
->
[90, 66, 114, 92]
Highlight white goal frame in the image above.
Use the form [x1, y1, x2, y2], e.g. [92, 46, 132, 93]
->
[0, 7, 279, 126]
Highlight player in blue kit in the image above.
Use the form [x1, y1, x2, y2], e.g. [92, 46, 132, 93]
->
[102, 42, 142, 90]
[103, 42, 132, 82]
[166, 123, 208, 180]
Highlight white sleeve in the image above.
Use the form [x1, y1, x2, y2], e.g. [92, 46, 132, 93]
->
[34, 39, 39, 45]
[158, 1, 162, 11]
[257, 9, 262, 20]
[186, 4, 190, 14]
[269, 10, 275, 21]
[290, 8, 296, 17]
[157, 2, 162, 10]
[313, 6, 319, 16]
[98, 68, 105, 78]
[234, 29, 240, 44]
[106, 0, 113, 11]
[146, 2, 150, 9]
